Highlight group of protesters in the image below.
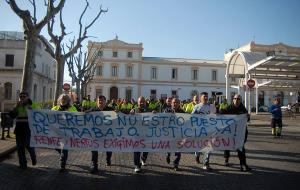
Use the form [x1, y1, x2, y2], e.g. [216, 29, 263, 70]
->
[9, 90, 254, 174]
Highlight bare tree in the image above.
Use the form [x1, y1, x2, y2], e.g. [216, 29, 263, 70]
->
[39, 1, 107, 105]
[6, 0, 65, 94]
[66, 42, 101, 101]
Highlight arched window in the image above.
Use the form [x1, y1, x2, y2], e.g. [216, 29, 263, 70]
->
[110, 86, 118, 100]
[4, 82, 12, 100]
[125, 87, 132, 101]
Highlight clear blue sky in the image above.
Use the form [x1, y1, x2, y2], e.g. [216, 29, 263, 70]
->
[1, 0, 300, 81]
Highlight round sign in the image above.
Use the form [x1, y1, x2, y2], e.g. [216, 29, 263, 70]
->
[63, 83, 71, 91]
[247, 79, 256, 88]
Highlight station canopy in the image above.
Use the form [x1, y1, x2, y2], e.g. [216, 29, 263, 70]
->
[227, 51, 300, 91]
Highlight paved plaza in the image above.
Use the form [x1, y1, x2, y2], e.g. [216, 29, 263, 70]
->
[0, 114, 300, 190]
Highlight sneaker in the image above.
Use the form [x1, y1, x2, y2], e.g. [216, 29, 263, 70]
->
[166, 156, 170, 164]
[141, 161, 147, 166]
[106, 161, 111, 166]
[202, 164, 212, 170]
[90, 167, 99, 174]
[195, 156, 200, 164]
[174, 165, 179, 171]
[32, 158, 37, 166]
[134, 166, 141, 173]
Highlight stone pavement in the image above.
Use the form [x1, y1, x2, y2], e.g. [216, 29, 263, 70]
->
[0, 113, 299, 190]
[0, 129, 16, 159]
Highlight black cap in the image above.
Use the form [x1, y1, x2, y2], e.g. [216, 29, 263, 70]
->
[19, 91, 29, 96]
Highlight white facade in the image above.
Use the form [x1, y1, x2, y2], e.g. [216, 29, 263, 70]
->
[0, 31, 56, 111]
[87, 37, 233, 101]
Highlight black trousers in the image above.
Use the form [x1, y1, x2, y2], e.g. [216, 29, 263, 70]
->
[224, 148, 246, 166]
[134, 152, 148, 167]
[271, 118, 282, 129]
[15, 122, 36, 167]
[224, 127, 248, 166]
[91, 151, 112, 167]
[166, 152, 181, 166]
[55, 149, 68, 168]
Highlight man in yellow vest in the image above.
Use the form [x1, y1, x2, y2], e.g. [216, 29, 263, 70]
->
[9, 91, 40, 169]
[81, 95, 93, 111]
[185, 95, 199, 113]
[120, 99, 133, 114]
[219, 98, 229, 112]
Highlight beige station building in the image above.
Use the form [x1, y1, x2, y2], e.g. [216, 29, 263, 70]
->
[1, 31, 299, 112]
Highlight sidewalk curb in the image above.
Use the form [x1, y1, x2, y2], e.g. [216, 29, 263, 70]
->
[0, 145, 17, 159]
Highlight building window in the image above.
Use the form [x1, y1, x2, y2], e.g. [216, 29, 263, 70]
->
[96, 89, 103, 97]
[50, 88, 52, 99]
[212, 70, 217, 81]
[126, 88, 132, 101]
[112, 65, 118, 77]
[43, 86, 46, 102]
[150, 89, 157, 99]
[4, 82, 12, 100]
[98, 50, 103, 57]
[5, 54, 14, 67]
[231, 77, 236, 82]
[172, 68, 178, 80]
[113, 51, 118, 58]
[96, 65, 102, 76]
[151, 67, 157, 79]
[171, 90, 177, 98]
[127, 65, 133, 77]
[33, 84, 37, 100]
[192, 69, 198, 80]
[127, 52, 132, 58]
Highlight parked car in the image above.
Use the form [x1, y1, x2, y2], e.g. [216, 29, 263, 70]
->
[259, 105, 269, 112]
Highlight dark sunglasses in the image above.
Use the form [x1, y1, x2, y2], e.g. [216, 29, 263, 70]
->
[233, 98, 240, 100]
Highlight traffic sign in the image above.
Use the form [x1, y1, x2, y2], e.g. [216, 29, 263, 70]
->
[247, 79, 256, 88]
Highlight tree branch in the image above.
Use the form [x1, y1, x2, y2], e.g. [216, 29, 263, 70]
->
[38, 35, 55, 58]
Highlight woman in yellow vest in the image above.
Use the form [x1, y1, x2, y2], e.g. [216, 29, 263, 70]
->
[52, 94, 77, 173]
[9, 91, 40, 169]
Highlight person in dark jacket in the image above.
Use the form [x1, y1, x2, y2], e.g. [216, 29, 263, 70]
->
[86, 95, 115, 174]
[220, 94, 251, 172]
[269, 97, 282, 137]
[9, 91, 39, 169]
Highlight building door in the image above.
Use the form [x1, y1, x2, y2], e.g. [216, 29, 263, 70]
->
[110, 87, 118, 100]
